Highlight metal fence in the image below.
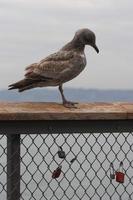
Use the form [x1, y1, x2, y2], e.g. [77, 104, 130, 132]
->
[0, 120, 133, 200]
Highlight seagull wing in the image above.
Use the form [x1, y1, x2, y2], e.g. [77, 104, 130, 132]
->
[25, 50, 74, 80]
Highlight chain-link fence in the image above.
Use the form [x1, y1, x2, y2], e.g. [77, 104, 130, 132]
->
[0, 131, 133, 200]
[0, 135, 7, 199]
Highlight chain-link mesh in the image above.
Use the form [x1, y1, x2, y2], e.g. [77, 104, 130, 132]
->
[0, 132, 133, 200]
[0, 135, 7, 200]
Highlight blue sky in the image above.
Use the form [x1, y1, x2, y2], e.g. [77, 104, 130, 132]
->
[0, 0, 133, 89]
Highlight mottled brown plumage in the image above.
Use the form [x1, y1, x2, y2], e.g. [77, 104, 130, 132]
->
[8, 28, 99, 108]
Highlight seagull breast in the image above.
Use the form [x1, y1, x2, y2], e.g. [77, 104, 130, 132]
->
[58, 51, 87, 83]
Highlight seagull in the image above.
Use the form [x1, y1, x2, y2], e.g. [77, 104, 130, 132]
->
[8, 28, 99, 108]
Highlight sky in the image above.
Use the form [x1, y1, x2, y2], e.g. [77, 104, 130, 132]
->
[0, 0, 133, 90]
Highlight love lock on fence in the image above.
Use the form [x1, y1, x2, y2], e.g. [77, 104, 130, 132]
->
[58, 146, 66, 159]
[116, 161, 125, 183]
[52, 165, 62, 179]
[110, 162, 115, 180]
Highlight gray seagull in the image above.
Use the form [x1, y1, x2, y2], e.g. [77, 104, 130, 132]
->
[8, 28, 99, 108]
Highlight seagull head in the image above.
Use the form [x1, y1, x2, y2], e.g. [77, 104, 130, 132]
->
[74, 28, 99, 53]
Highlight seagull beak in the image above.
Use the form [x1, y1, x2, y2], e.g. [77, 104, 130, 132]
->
[92, 44, 99, 53]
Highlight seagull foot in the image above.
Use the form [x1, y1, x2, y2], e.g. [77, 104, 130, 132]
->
[63, 101, 78, 108]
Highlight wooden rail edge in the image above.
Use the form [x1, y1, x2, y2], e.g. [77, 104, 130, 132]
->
[0, 102, 133, 120]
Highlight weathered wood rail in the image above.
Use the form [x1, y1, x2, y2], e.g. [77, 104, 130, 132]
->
[0, 102, 133, 120]
[0, 102, 133, 200]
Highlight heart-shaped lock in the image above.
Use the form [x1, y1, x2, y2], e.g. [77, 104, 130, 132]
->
[110, 162, 115, 180]
[116, 161, 125, 183]
[58, 146, 66, 159]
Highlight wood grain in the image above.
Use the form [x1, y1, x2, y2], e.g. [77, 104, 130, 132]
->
[0, 102, 133, 120]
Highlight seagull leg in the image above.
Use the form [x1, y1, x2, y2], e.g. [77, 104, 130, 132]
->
[58, 85, 78, 108]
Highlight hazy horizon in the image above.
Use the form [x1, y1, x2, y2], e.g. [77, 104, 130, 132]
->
[0, 88, 133, 103]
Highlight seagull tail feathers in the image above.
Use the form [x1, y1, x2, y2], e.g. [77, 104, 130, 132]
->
[8, 79, 37, 92]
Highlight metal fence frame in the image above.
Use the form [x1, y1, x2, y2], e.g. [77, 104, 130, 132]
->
[0, 119, 133, 200]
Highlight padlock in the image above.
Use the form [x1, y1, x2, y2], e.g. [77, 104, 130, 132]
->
[116, 161, 125, 183]
[57, 146, 66, 159]
[52, 165, 62, 179]
[110, 162, 115, 179]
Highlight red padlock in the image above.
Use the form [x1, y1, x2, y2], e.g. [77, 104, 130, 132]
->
[52, 165, 62, 179]
[116, 161, 125, 183]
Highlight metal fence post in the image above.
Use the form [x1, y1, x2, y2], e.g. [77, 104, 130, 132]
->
[7, 134, 20, 200]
